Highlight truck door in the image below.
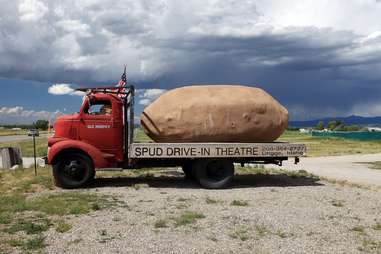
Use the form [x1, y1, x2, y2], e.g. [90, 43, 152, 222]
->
[79, 98, 121, 156]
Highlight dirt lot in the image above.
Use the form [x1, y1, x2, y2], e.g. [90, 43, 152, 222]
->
[1, 168, 375, 254]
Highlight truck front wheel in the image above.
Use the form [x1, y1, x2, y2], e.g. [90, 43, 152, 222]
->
[53, 152, 95, 189]
[193, 159, 234, 189]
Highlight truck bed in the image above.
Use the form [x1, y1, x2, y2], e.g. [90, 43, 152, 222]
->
[129, 142, 306, 159]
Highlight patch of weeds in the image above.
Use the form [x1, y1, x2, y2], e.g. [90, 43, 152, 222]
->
[0, 213, 11, 224]
[230, 200, 249, 206]
[7, 238, 24, 247]
[255, 224, 269, 238]
[5, 217, 49, 235]
[229, 226, 249, 241]
[68, 238, 82, 245]
[0, 194, 29, 214]
[9, 235, 46, 251]
[154, 219, 168, 228]
[287, 169, 319, 179]
[55, 220, 72, 233]
[138, 199, 154, 203]
[372, 223, 381, 231]
[275, 229, 288, 238]
[358, 161, 381, 170]
[331, 200, 345, 207]
[361, 238, 381, 252]
[25, 235, 45, 250]
[321, 177, 368, 189]
[205, 197, 222, 204]
[177, 198, 190, 202]
[29, 192, 118, 215]
[176, 203, 189, 209]
[18, 175, 54, 193]
[174, 211, 205, 227]
[351, 225, 366, 234]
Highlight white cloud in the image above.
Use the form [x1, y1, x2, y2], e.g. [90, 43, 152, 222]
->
[18, 0, 48, 22]
[138, 89, 167, 106]
[0, 106, 61, 119]
[48, 84, 84, 96]
[139, 99, 152, 106]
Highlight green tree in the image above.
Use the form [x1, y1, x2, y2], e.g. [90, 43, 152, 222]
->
[327, 120, 343, 130]
[315, 121, 324, 130]
[33, 120, 49, 130]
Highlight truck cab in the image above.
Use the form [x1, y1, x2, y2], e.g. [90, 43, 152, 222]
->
[48, 91, 130, 188]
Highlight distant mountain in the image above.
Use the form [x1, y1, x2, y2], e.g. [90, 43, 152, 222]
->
[289, 115, 381, 128]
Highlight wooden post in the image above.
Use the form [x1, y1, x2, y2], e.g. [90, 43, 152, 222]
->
[0, 147, 22, 169]
[33, 135, 37, 175]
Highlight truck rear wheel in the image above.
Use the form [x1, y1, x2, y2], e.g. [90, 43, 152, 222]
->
[53, 152, 95, 189]
[193, 159, 234, 189]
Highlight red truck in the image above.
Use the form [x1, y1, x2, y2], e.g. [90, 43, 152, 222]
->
[47, 76, 306, 189]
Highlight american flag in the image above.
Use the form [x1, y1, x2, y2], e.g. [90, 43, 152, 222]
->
[115, 66, 127, 97]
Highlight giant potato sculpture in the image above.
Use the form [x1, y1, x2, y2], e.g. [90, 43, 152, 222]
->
[140, 85, 288, 143]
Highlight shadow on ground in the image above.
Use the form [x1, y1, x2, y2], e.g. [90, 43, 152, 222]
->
[89, 170, 323, 189]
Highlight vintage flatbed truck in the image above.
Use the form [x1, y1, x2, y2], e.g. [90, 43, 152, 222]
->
[47, 77, 306, 189]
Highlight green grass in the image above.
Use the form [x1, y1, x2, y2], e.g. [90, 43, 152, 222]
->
[0, 129, 27, 136]
[0, 137, 48, 157]
[55, 220, 72, 233]
[278, 130, 381, 157]
[372, 223, 381, 231]
[154, 219, 168, 228]
[230, 200, 249, 206]
[331, 200, 345, 207]
[5, 217, 50, 235]
[174, 211, 205, 227]
[358, 161, 381, 170]
[205, 197, 222, 204]
[135, 128, 152, 142]
[25, 235, 45, 250]
[255, 224, 270, 238]
[0, 166, 124, 252]
[351, 226, 366, 234]
[229, 226, 249, 241]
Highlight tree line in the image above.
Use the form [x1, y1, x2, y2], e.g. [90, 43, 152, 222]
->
[315, 120, 360, 131]
[1, 120, 50, 130]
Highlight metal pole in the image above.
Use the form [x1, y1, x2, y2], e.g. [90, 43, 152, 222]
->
[33, 135, 37, 175]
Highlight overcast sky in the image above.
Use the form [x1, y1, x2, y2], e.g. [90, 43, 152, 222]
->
[1, 0, 381, 123]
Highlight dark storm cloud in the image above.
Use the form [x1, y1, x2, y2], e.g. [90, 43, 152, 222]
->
[1, 0, 381, 119]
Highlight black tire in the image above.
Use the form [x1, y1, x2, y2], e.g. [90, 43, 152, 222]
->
[53, 152, 95, 189]
[193, 159, 234, 189]
[182, 163, 195, 179]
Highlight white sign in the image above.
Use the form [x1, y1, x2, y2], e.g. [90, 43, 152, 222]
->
[130, 143, 306, 158]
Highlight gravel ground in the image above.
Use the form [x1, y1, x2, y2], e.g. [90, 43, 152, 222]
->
[268, 153, 381, 187]
[42, 170, 381, 254]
